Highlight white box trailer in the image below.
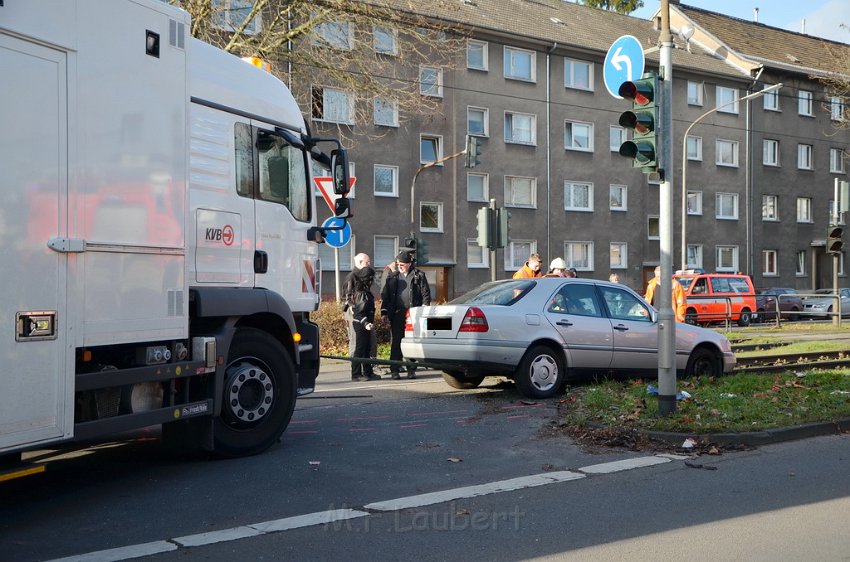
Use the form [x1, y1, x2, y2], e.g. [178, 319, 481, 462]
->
[0, 0, 350, 467]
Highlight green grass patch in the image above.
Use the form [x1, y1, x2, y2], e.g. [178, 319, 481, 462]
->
[735, 340, 850, 358]
[563, 370, 850, 433]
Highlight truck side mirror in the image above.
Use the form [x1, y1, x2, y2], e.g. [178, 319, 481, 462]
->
[330, 148, 350, 195]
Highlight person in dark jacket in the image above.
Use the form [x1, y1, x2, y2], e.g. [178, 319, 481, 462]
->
[342, 253, 376, 358]
[381, 249, 431, 379]
[350, 266, 381, 381]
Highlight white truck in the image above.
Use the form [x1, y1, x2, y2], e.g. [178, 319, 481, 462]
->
[0, 0, 350, 470]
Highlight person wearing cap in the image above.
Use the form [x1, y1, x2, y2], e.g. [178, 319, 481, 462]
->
[381, 249, 431, 379]
[544, 257, 568, 277]
[512, 252, 543, 279]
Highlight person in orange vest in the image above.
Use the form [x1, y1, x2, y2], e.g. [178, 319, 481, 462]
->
[512, 253, 543, 279]
[645, 266, 686, 322]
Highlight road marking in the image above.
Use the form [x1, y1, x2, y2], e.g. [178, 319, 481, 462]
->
[46, 456, 677, 562]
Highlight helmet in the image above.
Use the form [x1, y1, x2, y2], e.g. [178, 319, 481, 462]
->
[549, 257, 567, 271]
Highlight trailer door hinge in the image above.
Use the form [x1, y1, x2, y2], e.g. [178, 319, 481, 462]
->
[47, 237, 86, 253]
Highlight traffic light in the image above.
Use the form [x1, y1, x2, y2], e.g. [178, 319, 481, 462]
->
[617, 73, 658, 173]
[416, 238, 430, 265]
[476, 207, 493, 248]
[827, 226, 844, 254]
[465, 135, 482, 168]
[496, 207, 511, 248]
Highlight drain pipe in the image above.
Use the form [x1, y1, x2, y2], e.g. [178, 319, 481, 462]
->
[546, 42, 557, 262]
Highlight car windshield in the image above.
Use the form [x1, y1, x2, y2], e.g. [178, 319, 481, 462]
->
[450, 280, 536, 305]
[675, 277, 693, 289]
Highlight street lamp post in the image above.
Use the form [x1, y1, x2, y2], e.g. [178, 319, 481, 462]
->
[680, 83, 782, 271]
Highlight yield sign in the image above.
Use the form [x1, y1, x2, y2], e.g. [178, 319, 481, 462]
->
[314, 176, 356, 213]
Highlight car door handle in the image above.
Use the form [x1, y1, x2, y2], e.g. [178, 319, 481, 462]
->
[613, 324, 629, 331]
[556, 320, 573, 327]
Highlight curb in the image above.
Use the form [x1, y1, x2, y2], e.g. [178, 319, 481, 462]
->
[644, 418, 850, 447]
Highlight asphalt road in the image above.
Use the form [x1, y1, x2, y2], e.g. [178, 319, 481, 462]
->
[1, 361, 848, 561]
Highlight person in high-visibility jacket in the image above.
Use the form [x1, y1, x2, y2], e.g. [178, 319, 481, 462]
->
[645, 266, 686, 322]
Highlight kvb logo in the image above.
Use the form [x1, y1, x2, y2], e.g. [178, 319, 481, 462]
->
[205, 224, 235, 246]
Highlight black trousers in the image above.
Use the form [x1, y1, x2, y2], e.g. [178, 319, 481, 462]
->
[351, 322, 374, 378]
[388, 309, 414, 374]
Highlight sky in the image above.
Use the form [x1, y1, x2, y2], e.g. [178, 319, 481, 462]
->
[630, 0, 850, 43]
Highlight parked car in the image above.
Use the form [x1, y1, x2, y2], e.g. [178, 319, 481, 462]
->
[802, 288, 850, 319]
[674, 272, 756, 326]
[755, 287, 803, 322]
[400, 278, 736, 399]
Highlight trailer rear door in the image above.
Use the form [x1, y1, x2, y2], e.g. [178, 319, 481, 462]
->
[0, 33, 72, 452]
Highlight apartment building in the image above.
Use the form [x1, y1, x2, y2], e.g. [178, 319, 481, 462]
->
[301, 0, 850, 298]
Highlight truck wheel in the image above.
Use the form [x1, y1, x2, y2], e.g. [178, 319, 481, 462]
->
[442, 371, 485, 389]
[212, 328, 296, 458]
[686, 347, 720, 377]
[685, 308, 698, 325]
[737, 308, 752, 327]
[514, 345, 564, 399]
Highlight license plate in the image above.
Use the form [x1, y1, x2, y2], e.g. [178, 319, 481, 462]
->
[426, 317, 452, 331]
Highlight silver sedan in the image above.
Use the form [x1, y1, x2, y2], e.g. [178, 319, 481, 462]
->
[401, 278, 736, 399]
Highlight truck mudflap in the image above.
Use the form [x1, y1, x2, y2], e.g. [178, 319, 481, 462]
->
[296, 319, 320, 395]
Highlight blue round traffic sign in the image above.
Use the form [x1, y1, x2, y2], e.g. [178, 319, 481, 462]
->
[322, 216, 352, 248]
[603, 35, 645, 99]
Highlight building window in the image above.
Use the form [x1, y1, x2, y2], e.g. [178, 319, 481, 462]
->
[763, 195, 778, 221]
[467, 173, 488, 202]
[796, 250, 806, 276]
[831, 96, 845, 121]
[420, 202, 442, 232]
[716, 192, 739, 220]
[467, 40, 488, 71]
[373, 165, 398, 197]
[373, 97, 398, 127]
[419, 66, 443, 97]
[504, 112, 536, 145]
[798, 90, 813, 116]
[564, 181, 593, 211]
[565, 120, 593, 151]
[213, 0, 261, 34]
[507, 240, 537, 270]
[687, 81, 703, 106]
[687, 191, 702, 215]
[686, 136, 702, 161]
[763, 250, 778, 275]
[763, 86, 780, 111]
[716, 139, 739, 167]
[374, 235, 398, 269]
[503, 46, 535, 82]
[610, 242, 627, 269]
[610, 126, 625, 152]
[797, 197, 813, 223]
[312, 18, 352, 49]
[610, 184, 627, 211]
[420, 135, 442, 164]
[831, 148, 846, 173]
[763, 139, 779, 166]
[318, 238, 353, 271]
[797, 144, 813, 170]
[565, 241, 593, 271]
[687, 244, 703, 269]
[505, 176, 536, 208]
[373, 25, 398, 55]
[467, 238, 489, 268]
[468, 106, 489, 137]
[716, 245, 739, 272]
[648, 216, 659, 240]
[564, 58, 593, 90]
[311, 86, 353, 124]
[716, 86, 739, 113]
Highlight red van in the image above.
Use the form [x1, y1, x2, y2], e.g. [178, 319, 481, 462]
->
[674, 273, 757, 326]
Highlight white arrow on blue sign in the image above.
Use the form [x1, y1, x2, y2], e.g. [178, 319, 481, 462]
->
[322, 216, 352, 248]
[603, 35, 645, 99]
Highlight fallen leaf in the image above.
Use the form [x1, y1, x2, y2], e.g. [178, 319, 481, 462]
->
[455, 509, 470, 516]
[447, 457, 463, 463]
[308, 461, 320, 470]
[708, 446, 720, 455]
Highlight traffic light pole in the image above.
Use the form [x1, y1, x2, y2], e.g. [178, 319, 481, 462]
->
[489, 198, 497, 282]
[657, 0, 677, 416]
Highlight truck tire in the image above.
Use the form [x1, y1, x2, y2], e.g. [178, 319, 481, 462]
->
[442, 371, 485, 389]
[212, 327, 297, 458]
[513, 345, 565, 399]
[737, 308, 752, 327]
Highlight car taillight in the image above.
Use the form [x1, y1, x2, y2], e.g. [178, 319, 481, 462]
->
[459, 307, 489, 332]
[404, 310, 413, 333]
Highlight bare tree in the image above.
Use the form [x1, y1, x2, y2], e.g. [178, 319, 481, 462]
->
[170, 0, 468, 143]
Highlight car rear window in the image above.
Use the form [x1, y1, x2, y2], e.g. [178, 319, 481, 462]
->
[450, 280, 536, 305]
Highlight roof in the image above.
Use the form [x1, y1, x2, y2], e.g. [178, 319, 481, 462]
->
[673, 3, 850, 77]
